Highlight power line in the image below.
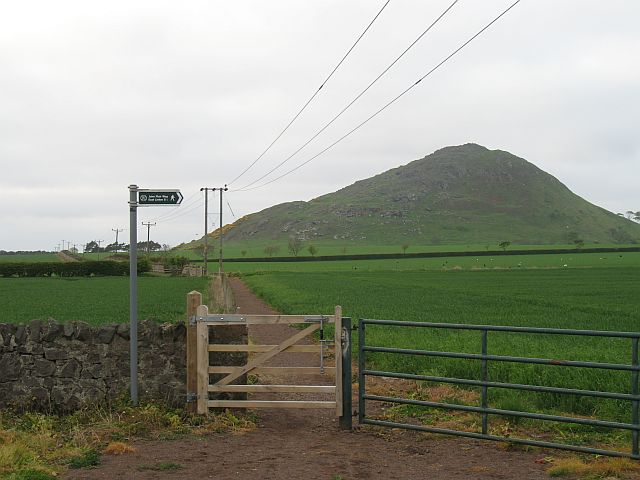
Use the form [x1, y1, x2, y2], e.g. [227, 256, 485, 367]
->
[111, 228, 124, 253]
[159, 200, 203, 224]
[226, 0, 392, 187]
[212, 186, 228, 274]
[233, 0, 460, 191]
[200, 187, 215, 275]
[141, 222, 156, 258]
[146, 194, 203, 224]
[237, 0, 521, 192]
[226, 199, 236, 219]
[149, 191, 200, 222]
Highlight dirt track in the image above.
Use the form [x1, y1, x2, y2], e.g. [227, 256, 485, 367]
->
[56, 251, 79, 262]
[64, 277, 549, 479]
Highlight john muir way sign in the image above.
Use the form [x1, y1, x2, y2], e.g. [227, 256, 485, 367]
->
[137, 189, 183, 206]
[128, 185, 182, 407]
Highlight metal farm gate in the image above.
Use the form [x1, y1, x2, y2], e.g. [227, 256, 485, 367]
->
[358, 319, 640, 459]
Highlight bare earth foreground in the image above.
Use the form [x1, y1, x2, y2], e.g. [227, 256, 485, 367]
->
[64, 278, 547, 480]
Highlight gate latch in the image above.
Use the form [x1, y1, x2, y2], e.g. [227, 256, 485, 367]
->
[186, 392, 198, 403]
[318, 317, 335, 374]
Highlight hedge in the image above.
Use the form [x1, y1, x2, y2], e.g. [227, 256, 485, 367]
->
[0, 260, 151, 277]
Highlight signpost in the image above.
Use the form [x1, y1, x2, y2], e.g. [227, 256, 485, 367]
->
[129, 185, 182, 406]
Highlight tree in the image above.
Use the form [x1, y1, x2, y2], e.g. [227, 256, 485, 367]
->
[105, 242, 127, 253]
[288, 236, 303, 256]
[307, 245, 318, 256]
[136, 241, 161, 252]
[84, 241, 103, 253]
[241, 250, 247, 257]
[263, 245, 279, 257]
[401, 244, 409, 254]
[498, 241, 511, 252]
[574, 239, 585, 249]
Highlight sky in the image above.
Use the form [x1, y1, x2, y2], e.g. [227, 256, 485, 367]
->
[1, 0, 638, 251]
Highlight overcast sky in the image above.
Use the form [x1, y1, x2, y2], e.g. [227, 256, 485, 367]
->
[1, 0, 638, 251]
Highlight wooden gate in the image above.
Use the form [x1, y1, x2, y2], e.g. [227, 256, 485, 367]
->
[191, 304, 352, 428]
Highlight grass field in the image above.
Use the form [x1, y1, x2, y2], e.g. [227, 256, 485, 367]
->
[242, 267, 640, 421]
[0, 277, 209, 325]
[0, 253, 60, 263]
[216, 251, 640, 273]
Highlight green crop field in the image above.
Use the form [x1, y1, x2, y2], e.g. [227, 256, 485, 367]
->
[0, 277, 209, 325]
[0, 253, 60, 263]
[216, 251, 640, 273]
[242, 266, 640, 421]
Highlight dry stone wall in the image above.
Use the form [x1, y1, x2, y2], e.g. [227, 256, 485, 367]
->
[0, 319, 187, 412]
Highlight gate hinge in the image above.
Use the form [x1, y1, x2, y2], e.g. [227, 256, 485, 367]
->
[186, 392, 198, 403]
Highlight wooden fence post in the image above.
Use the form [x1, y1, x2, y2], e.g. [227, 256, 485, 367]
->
[196, 305, 210, 415]
[186, 291, 202, 413]
[334, 305, 343, 418]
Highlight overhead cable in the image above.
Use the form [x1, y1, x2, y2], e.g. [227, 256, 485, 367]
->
[226, 0, 392, 186]
[238, 0, 521, 191]
[234, 0, 460, 191]
[148, 191, 200, 222]
[159, 200, 204, 224]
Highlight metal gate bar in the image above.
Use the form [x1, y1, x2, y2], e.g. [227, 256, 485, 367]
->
[358, 319, 640, 459]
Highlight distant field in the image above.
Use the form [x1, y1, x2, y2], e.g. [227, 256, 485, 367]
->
[0, 253, 60, 263]
[177, 242, 638, 259]
[0, 277, 209, 325]
[243, 267, 640, 420]
[217, 251, 640, 273]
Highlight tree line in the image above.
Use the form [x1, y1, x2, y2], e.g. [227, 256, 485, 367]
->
[84, 240, 166, 253]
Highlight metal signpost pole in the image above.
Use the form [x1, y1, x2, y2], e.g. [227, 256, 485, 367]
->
[128, 185, 139, 406]
[129, 187, 182, 407]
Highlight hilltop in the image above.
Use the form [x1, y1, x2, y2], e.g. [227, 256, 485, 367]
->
[186, 144, 640, 251]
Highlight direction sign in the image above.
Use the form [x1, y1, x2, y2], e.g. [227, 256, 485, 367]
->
[137, 189, 183, 206]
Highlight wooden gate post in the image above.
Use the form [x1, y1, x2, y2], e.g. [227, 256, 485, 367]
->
[340, 317, 353, 430]
[335, 306, 343, 418]
[186, 291, 202, 413]
[196, 305, 210, 414]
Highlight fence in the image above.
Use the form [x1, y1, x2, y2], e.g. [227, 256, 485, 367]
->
[358, 319, 640, 459]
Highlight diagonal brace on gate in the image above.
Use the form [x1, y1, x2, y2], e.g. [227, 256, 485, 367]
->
[214, 323, 320, 387]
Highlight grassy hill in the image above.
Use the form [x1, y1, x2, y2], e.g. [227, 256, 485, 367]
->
[183, 144, 640, 254]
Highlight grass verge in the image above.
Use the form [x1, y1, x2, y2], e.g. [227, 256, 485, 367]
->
[364, 378, 640, 479]
[0, 400, 255, 478]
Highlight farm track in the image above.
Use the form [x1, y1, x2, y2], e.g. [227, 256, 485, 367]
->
[56, 251, 79, 262]
[63, 277, 548, 480]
